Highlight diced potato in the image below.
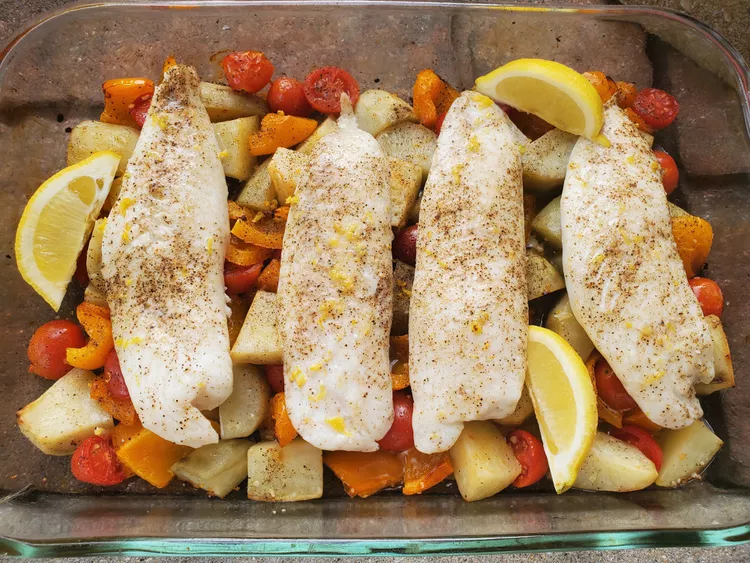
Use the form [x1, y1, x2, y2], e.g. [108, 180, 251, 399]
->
[84, 283, 108, 307]
[86, 217, 107, 292]
[202, 408, 220, 422]
[389, 158, 422, 228]
[499, 110, 531, 149]
[494, 386, 534, 426]
[231, 290, 282, 364]
[67, 120, 139, 176]
[656, 420, 723, 488]
[449, 421, 521, 502]
[295, 117, 338, 154]
[267, 148, 310, 203]
[17, 368, 114, 455]
[522, 129, 578, 192]
[214, 116, 260, 181]
[199, 82, 267, 122]
[409, 194, 422, 224]
[668, 201, 689, 218]
[377, 122, 437, 180]
[392, 260, 414, 335]
[527, 250, 565, 300]
[227, 297, 250, 347]
[236, 159, 276, 211]
[102, 176, 123, 213]
[531, 196, 562, 249]
[247, 438, 323, 501]
[640, 130, 655, 147]
[574, 432, 658, 492]
[544, 293, 594, 360]
[171, 439, 251, 498]
[696, 315, 734, 395]
[354, 89, 417, 136]
[220, 365, 271, 439]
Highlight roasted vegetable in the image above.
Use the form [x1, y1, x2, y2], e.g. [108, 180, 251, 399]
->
[392, 260, 415, 335]
[249, 113, 318, 156]
[574, 432, 657, 492]
[377, 122, 437, 180]
[67, 120, 139, 176]
[247, 438, 323, 501]
[695, 315, 734, 395]
[522, 129, 577, 192]
[494, 386, 534, 426]
[214, 116, 260, 181]
[324, 450, 404, 498]
[401, 449, 453, 495]
[656, 420, 723, 488]
[230, 290, 283, 364]
[526, 250, 565, 300]
[267, 148, 309, 203]
[354, 89, 417, 136]
[86, 218, 107, 292]
[199, 81, 267, 122]
[544, 292, 594, 360]
[220, 365, 271, 439]
[295, 117, 338, 154]
[115, 425, 192, 488]
[530, 196, 562, 249]
[389, 158, 423, 228]
[171, 439, 251, 498]
[236, 160, 276, 211]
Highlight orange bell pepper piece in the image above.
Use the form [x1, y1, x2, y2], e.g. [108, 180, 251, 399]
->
[413, 69, 459, 130]
[161, 55, 177, 82]
[615, 81, 638, 109]
[257, 258, 281, 293]
[671, 215, 713, 279]
[100, 78, 155, 127]
[228, 200, 247, 221]
[114, 425, 192, 488]
[231, 214, 286, 249]
[585, 351, 623, 428]
[623, 408, 663, 433]
[111, 420, 143, 448]
[401, 448, 453, 495]
[227, 296, 250, 347]
[270, 392, 298, 447]
[324, 450, 404, 498]
[66, 303, 114, 370]
[90, 376, 139, 425]
[390, 335, 410, 391]
[226, 237, 273, 266]
[583, 71, 617, 104]
[624, 107, 654, 134]
[273, 205, 290, 222]
[249, 112, 318, 156]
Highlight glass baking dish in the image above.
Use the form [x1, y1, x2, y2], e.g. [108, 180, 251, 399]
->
[1, 0, 749, 556]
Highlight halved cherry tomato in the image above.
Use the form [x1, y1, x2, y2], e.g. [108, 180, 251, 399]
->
[653, 150, 679, 195]
[633, 88, 679, 130]
[104, 349, 129, 400]
[393, 224, 418, 267]
[689, 277, 725, 317]
[303, 66, 360, 114]
[224, 262, 263, 295]
[71, 435, 127, 486]
[595, 358, 637, 412]
[434, 112, 447, 135]
[610, 425, 663, 471]
[267, 77, 313, 117]
[377, 390, 414, 452]
[129, 92, 152, 128]
[507, 429, 548, 488]
[28, 320, 86, 380]
[222, 51, 274, 94]
[264, 364, 285, 394]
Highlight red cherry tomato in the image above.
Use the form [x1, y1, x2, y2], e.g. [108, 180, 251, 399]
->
[393, 224, 418, 267]
[104, 349, 129, 400]
[264, 364, 285, 394]
[222, 51, 274, 94]
[224, 262, 263, 295]
[267, 77, 313, 117]
[377, 391, 414, 452]
[129, 92, 152, 128]
[71, 435, 127, 486]
[633, 88, 679, 130]
[595, 358, 637, 412]
[303, 67, 360, 114]
[434, 112, 447, 135]
[610, 425, 663, 471]
[507, 429, 549, 488]
[28, 320, 87, 380]
[653, 150, 679, 195]
[689, 277, 725, 317]
[74, 243, 89, 287]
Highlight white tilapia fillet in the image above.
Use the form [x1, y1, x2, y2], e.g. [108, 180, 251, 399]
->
[561, 103, 714, 429]
[277, 101, 394, 452]
[410, 92, 528, 454]
[101, 64, 232, 448]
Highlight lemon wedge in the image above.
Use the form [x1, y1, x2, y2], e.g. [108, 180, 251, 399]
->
[15, 151, 119, 310]
[526, 325, 598, 493]
[474, 58, 605, 142]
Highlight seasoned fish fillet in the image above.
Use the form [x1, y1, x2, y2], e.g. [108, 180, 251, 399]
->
[101, 64, 232, 448]
[277, 98, 394, 451]
[410, 92, 527, 454]
[561, 103, 714, 429]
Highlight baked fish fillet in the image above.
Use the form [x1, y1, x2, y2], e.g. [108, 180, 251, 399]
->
[561, 103, 714, 429]
[410, 91, 527, 454]
[102, 64, 232, 448]
[277, 98, 394, 451]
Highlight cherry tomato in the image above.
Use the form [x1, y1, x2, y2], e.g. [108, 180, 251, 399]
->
[264, 364, 285, 394]
[71, 435, 127, 486]
[267, 77, 313, 117]
[507, 429, 549, 488]
[633, 88, 679, 130]
[129, 92, 152, 128]
[74, 242, 89, 287]
[595, 358, 637, 412]
[303, 67, 360, 114]
[653, 150, 679, 195]
[28, 320, 86, 380]
[224, 262, 263, 295]
[610, 425, 663, 471]
[689, 277, 725, 317]
[104, 349, 130, 400]
[377, 391, 414, 452]
[434, 112, 447, 135]
[222, 51, 274, 94]
[393, 224, 418, 267]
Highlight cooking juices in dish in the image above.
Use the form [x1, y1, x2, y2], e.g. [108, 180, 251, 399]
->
[13, 51, 731, 501]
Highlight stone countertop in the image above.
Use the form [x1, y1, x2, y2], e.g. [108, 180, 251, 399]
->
[1, 0, 749, 561]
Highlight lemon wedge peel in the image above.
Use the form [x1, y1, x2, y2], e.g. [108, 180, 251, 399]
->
[15, 151, 119, 311]
[474, 58, 604, 141]
[525, 325, 598, 494]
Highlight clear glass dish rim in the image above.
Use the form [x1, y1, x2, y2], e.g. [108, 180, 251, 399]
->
[1, 0, 750, 557]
